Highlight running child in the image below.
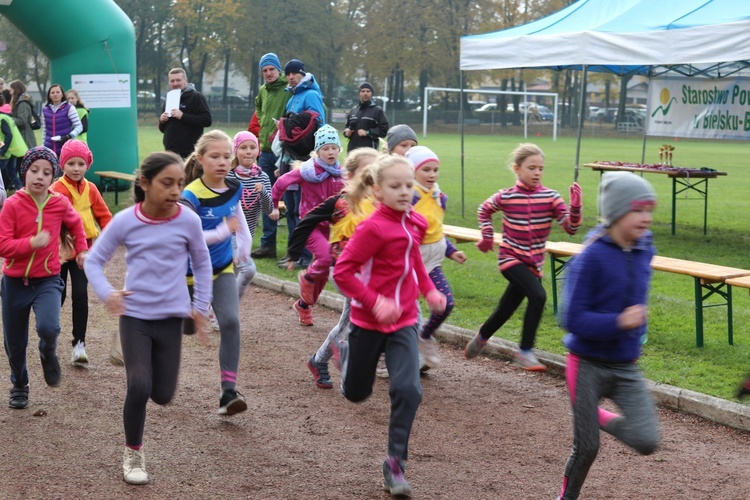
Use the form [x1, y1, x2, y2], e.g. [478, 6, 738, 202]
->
[84, 151, 213, 485]
[285, 147, 379, 388]
[384, 124, 418, 155]
[333, 154, 446, 497]
[0, 146, 87, 409]
[557, 172, 660, 499]
[405, 146, 466, 370]
[52, 139, 112, 364]
[465, 143, 582, 371]
[272, 124, 344, 326]
[227, 131, 276, 298]
[182, 129, 253, 416]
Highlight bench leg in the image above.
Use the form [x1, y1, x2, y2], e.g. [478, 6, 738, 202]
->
[694, 278, 703, 347]
[114, 179, 119, 205]
[728, 285, 733, 345]
[549, 253, 569, 315]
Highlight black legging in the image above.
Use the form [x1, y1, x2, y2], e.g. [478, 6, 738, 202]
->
[60, 261, 88, 346]
[120, 315, 183, 447]
[479, 264, 546, 350]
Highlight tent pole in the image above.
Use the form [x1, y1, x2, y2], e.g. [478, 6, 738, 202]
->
[574, 65, 587, 182]
[460, 70, 465, 218]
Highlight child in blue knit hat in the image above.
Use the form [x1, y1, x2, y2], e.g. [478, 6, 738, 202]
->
[272, 125, 344, 326]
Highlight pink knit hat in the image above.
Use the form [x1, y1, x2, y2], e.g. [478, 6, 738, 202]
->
[405, 145, 439, 170]
[233, 131, 259, 157]
[59, 139, 93, 170]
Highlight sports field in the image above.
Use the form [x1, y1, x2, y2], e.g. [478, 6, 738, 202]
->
[129, 123, 750, 401]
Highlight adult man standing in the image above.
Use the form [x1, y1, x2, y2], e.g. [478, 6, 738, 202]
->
[343, 82, 388, 152]
[272, 59, 326, 269]
[251, 53, 291, 260]
[158, 68, 212, 159]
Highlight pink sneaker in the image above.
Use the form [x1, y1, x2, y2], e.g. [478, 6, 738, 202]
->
[298, 270, 316, 305]
[293, 300, 314, 326]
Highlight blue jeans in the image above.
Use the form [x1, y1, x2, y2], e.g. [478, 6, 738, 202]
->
[2, 275, 64, 388]
[258, 151, 278, 249]
[283, 188, 312, 262]
[0, 157, 21, 190]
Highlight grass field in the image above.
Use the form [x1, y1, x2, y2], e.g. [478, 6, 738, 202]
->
[116, 123, 750, 401]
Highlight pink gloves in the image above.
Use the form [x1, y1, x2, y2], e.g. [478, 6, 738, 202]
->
[475, 238, 494, 253]
[569, 182, 582, 210]
[425, 289, 447, 315]
[373, 295, 402, 325]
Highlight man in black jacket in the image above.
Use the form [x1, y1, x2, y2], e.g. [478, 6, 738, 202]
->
[158, 68, 212, 158]
[343, 82, 389, 153]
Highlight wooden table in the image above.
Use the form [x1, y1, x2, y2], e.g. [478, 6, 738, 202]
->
[93, 171, 136, 205]
[583, 162, 727, 235]
[546, 241, 750, 347]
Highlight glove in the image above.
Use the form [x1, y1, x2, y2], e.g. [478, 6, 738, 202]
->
[475, 238, 494, 253]
[569, 182, 582, 210]
[51, 135, 62, 142]
[372, 295, 402, 325]
[425, 289, 447, 315]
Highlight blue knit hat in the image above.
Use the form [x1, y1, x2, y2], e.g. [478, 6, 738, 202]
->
[284, 59, 306, 76]
[258, 53, 282, 72]
[314, 125, 341, 151]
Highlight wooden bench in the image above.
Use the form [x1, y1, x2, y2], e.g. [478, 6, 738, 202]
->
[546, 241, 750, 347]
[94, 171, 136, 205]
[443, 224, 503, 245]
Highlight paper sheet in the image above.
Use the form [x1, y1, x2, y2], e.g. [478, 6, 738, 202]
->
[165, 89, 181, 116]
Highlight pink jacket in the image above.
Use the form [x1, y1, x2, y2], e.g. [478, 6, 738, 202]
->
[333, 204, 436, 333]
[0, 190, 87, 278]
[271, 165, 344, 219]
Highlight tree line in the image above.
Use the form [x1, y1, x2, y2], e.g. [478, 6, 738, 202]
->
[1, 0, 632, 126]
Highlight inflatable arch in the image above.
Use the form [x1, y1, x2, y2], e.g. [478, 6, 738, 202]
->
[0, 0, 138, 178]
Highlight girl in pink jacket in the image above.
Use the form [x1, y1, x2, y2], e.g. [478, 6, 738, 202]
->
[332, 154, 446, 498]
[272, 124, 344, 326]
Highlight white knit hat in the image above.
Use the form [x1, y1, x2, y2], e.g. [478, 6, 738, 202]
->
[405, 146, 439, 170]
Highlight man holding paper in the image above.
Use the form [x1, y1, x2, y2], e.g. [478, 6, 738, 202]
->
[158, 68, 212, 159]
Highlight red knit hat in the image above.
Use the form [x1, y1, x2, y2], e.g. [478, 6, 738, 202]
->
[59, 139, 93, 170]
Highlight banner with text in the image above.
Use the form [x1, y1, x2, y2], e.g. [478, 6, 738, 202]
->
[646, 77, 750, 140]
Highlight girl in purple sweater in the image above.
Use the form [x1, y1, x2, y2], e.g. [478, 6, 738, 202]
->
[85, 152, 213, 486]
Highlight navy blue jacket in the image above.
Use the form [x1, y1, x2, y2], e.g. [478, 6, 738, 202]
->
[561, 225, 655, 362]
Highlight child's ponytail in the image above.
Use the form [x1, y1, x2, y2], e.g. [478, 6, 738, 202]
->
[347, 162, 376, 215]
[183, 152, 203, 185]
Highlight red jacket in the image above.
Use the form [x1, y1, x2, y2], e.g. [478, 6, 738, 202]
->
[0, 189, 87, 278]
[333, 204, 436, 333]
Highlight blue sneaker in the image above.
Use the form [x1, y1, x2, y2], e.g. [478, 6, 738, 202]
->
[382, 456, 412, 497]
[307, 355, 332, 389]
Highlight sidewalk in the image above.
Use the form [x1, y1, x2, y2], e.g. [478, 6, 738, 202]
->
[254, 272, 750, 433]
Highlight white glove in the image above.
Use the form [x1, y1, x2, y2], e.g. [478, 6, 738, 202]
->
[51, 135, 62, 142]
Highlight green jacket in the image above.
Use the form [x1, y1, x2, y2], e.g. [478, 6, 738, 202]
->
[255, 76, 291, 152]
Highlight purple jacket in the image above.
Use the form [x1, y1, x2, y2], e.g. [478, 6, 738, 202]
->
[42, 102, 82, 155]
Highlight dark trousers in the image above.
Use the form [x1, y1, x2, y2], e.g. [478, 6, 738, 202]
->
[282, 188, 311, 262]
[480, 264, 546, 350]
[342, 324, 422, 460]
[120, 315, 183, 447]
[60, 260, 89, 346]
[2, 275, 64, 388]
[0, 156, 21, 190]
[258, 151, 278, 249]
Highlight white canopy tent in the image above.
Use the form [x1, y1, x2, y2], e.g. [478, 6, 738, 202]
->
[456, 0, 750, 195]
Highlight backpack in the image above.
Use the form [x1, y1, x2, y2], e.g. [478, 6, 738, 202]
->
[22, 100, 41, 130]
[277, 110, 320, 162]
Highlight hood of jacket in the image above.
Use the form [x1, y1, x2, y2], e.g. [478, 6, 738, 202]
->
[287, 73, 321, 96]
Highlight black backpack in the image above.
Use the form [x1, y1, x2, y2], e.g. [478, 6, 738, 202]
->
[277, 110, 320, 162]
[22, 100, 41, 130]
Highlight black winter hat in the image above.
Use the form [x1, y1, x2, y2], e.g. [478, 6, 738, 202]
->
[284, 59, 306, 75]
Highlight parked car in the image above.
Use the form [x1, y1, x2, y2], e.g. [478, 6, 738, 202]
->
[505, 102, 554, 121]
[476, 102, 498, 112]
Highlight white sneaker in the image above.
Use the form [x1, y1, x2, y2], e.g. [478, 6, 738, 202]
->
[208, 305, 220, 332]
[375, 353, 389, 378]
[418, 336, 440, 369]
[71, 341, 89, 364]
[122, 447, 149, 485]
[110, 332, 124, 366]
[515, 349, 547, 372]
